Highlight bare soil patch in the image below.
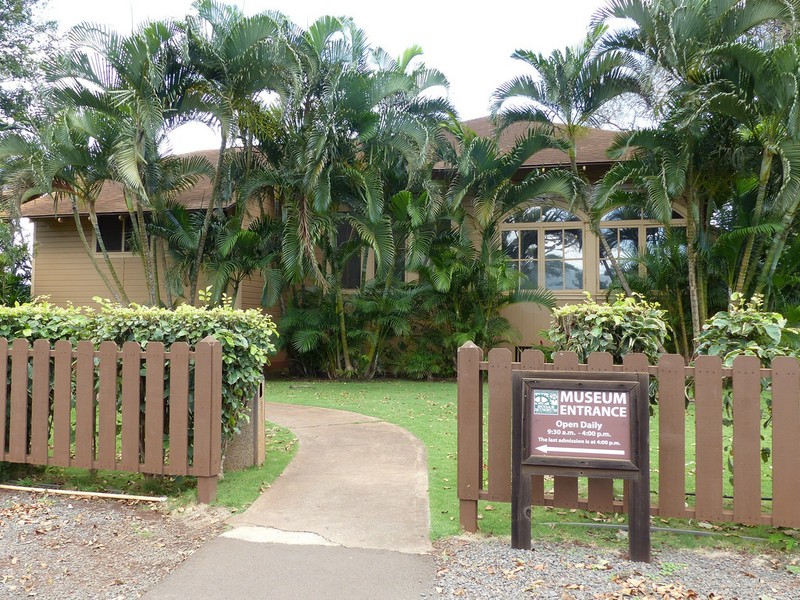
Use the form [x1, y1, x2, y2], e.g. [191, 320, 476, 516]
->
[0, 490, 229, 599]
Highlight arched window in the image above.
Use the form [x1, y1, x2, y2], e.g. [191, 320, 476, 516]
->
[502, 205, 584, 290]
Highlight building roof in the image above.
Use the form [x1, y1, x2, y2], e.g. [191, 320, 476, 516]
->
[440, 116, 624, 170]
[21, 118, 625, 218]
[20, 149, 218, 219]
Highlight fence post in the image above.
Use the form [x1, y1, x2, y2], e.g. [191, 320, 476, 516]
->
[195, 336, 223, 504]
[457, 341, 482, 532]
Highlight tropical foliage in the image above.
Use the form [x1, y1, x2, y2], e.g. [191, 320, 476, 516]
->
[0, 298, 277, 440]
[548, 293, 668, 363]
[3, 0, 800, 380]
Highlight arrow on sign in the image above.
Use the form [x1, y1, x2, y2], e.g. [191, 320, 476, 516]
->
[535, 444, 625, 456]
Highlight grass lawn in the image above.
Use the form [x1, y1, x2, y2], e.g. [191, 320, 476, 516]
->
[266, 379, 797, 553]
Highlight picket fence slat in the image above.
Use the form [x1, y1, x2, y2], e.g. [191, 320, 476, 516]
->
[144, 343, 165, 474]
[586, 352, 615, 512]
[487, 348, 513, 502]
[166, 343, 190, 475]
[97, 341, 118, 470]
[771, 357, 800, 527]
[658, 354, 687, 518]
[74, 341, 95, 469]
[732, 355, 763, 525]
[121, 342, 141, 471]
[51, 340, 72, 467]
[9, 339, 29, 463]
[694, 355, 724, 522]
[0, 339, 7, 461]
[30, 340, 50, 464]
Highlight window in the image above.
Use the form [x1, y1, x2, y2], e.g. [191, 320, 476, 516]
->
[599, 227, 638, 289]
[502, 204, 583, 290]
[598, 209, 687, 289]
[95, 215, 132, 253]
[337, 221, 362, 289]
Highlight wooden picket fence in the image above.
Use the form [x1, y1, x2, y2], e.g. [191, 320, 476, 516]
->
[0, 336, 222, 503]
[457, 342, 800, 532]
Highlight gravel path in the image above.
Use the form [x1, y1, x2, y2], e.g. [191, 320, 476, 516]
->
[0, 490, 228, 599]
[433, 535, 800, 599]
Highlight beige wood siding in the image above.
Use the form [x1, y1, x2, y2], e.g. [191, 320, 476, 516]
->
[32, 218, 165, 307]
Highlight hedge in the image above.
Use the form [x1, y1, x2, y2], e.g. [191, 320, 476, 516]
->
[0, 299, 278, 441]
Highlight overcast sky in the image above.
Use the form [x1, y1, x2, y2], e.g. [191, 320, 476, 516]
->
[42, 0, 610, 152]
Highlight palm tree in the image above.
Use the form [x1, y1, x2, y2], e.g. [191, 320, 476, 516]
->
[46, 20, 202, 305]
[182, 0, 290, 304]
[490, 24, 640, 295]
[594, 0, 798, 347]
[0, 113, 131, 304]
[695, 41, 800, 297]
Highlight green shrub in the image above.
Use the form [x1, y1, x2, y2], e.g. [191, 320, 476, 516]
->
[0, 302, 92, 341]
[694, 293, 799, 469]
[695, 293, 799, 366]
[92, 299, 278, 440]
[547, 293, 668, 363]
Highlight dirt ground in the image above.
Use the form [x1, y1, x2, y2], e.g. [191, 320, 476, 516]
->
[0, 490, 229, 599]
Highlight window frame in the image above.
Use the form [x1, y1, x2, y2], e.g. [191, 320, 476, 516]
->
[500, 199, 688, 296]
[93, 214, 134, 254]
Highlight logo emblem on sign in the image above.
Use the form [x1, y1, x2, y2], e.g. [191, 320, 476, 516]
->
[532, 390, 558, 415]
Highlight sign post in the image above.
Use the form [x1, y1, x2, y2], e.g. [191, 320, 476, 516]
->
[511, 371, 651, 562]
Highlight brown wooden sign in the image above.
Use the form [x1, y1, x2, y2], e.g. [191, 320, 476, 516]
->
[512, 371, 651, 562]
[524, 379, 640, 471]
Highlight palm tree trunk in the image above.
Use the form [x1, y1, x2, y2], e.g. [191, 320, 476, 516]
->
[70, 199, 122, 304]
[136, 204, 157, 306]
[736, 148, 773, 295]
[756, 189, 800, 298]
[676, 292, 689, 362]
[335, 287, 354, 373]
[191, 135, 228, 305]
[152, 236, 162, 307]
[160, 238, 174, 308]
[685, 191, 702, 350]
[87, 203, 130, 305]
[570, 135, 635, 297]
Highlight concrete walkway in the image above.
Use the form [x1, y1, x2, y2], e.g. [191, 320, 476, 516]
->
[144, 403, 436, 599]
